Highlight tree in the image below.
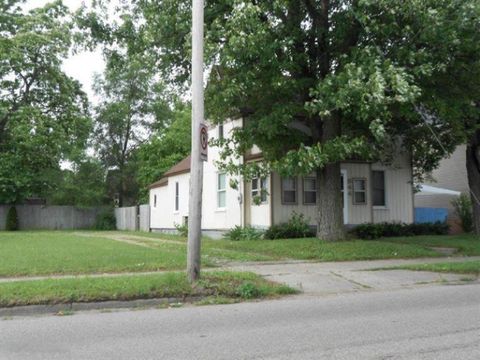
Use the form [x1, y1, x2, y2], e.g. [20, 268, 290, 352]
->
[466, 128, 480, 234]
[46, 158, 109, 207]
[127, 0, 480, 240]
[92, 51, 172, 206]
[136, 103, 191, 202]
[0, 1, 91, 204]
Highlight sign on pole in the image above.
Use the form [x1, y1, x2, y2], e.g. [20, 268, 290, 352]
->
[200, 124, 208, 161]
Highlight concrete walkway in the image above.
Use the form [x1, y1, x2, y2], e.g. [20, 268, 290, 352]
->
[1, 257, 478, 293]
[227, 257, 480, 295]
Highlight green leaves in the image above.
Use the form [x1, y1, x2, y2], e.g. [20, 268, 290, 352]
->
[0, 1, 90, 204]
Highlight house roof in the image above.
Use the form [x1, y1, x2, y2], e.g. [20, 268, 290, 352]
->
[149, 155, 191, 190]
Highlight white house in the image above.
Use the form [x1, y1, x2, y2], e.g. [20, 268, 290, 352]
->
[149, 120, 414, 237]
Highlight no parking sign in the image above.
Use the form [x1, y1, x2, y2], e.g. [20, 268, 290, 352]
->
[200, 123, 208, 161]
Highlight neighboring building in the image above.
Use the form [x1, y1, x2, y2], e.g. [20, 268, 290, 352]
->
[415, 145, 467, 211]
[149, 120, 415, 237]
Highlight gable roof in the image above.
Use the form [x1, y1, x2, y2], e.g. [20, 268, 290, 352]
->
[149, 155, 191, 190]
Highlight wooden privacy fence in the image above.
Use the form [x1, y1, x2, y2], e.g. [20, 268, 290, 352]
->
[114, 205, 150, 232]
[0, 205, 102, 230]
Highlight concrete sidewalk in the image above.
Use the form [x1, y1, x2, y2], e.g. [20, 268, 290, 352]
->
[227, 257, 480, 295]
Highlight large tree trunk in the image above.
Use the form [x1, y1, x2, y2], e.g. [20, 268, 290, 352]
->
[466, 130, 480, 235]
[316, 116, 345, 241]
[316, 163, 345, 240]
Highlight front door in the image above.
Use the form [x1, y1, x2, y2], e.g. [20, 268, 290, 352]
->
[341, 170, 348, 224]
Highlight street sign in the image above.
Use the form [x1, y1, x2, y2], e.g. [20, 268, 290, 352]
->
[200, 123, 208, 161]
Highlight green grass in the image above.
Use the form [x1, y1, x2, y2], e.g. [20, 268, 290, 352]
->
[0, 271, 297, 307]
[377, 234, 480, 256]
[0, 231, 189, 277]
[392, 260, 480, 275]
[201, 238, 440, 261]
[0, 231, 465, 278]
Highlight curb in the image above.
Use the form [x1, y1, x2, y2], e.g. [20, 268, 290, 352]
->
[0, 296, 204, 318]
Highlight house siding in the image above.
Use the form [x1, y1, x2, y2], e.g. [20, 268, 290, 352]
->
[150, 119, 414, 232]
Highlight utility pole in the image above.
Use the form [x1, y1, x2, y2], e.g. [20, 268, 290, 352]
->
[187, 0, 205, 282]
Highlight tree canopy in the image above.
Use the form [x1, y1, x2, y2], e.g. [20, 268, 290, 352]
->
[0, 0, 90, 204]
[104, 0, 480, 239]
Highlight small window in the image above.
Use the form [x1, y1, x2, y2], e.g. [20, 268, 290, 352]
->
[372, 170, 386, 207]
[303, 177, 317, 205]
[218, 124, 224, 140]
[252, 177, 268, 203]
[353, 178, 367, 205]
[281, 177, 297, 204]
[175, 182, 179, 211]
[217, 173, 227, 208]
[154, 195, 157, 208]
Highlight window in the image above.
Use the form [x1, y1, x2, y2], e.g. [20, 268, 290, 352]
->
[175, 182, 179, 211]
[372, 170, 386, 207]
[281, 177, 297, 204]
[217, 173, 227, 208]
[218, 124, 224, 140]
[154, 195, 157, 208]
[303, 177, 317, 205]
[352, 178, 367, 205]
[252, 177, 268, 203]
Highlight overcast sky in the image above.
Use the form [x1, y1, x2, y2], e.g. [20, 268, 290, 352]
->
[25, 0, 105, 103]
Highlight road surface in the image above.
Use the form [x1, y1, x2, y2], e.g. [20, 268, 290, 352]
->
[1, 283, 479, 359]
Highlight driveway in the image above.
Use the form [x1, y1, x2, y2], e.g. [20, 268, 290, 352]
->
[227, 257, 480, 295]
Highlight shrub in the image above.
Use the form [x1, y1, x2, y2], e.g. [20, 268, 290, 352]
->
[174, 222, 188, 237]
[236, 282, 261, 299]
[94, 210, 116, 230]
[264, 212, 315, 240]
[352, 221, 449, 239]
[5, 206, 18, 231]
[223, 225, 263, 241]
[452, 194, 473, 233]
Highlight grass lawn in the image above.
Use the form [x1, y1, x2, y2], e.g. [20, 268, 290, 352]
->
[0, 231, 468, 278]
[0, 232, 189, 277]
[377, 234, 480, 256]
[390, 260, 480, 275]
[0, 271, 297, 307]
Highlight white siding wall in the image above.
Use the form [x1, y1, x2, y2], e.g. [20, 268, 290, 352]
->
[342, 163, 372, 224]
[271, 173, 318, 226]
[201, 120, 243, 230]
[150, 172, 190, 230]
[150, 119, 414, 231]
[271, 154, 414, 226]
[150, 119, 246, 232]
[372, 152, 414, 224]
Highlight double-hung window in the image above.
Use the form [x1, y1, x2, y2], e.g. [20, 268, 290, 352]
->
[252, 177, 268, 203]
[175, 182, 179, 212]
[352, 178, 367, 205]
[372, 170, 386, 207]
[303, 177, 317, 205]
[281, 177, 297, 204]
[218, 124, 224, 140]
[217, 173, 227, 208]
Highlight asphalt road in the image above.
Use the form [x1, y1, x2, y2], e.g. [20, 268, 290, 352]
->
[1, 283, 479, 360]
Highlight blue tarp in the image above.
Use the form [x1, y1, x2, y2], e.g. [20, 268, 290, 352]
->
[414, 207, 448, 224]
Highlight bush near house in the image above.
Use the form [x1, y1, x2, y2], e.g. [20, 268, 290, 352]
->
[264, 213, 315, 240]
[5, 206, 18, 231]
[223, 225, 263, 241]
[452, 194, 473, 233]
[353, 222, 449, 240]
